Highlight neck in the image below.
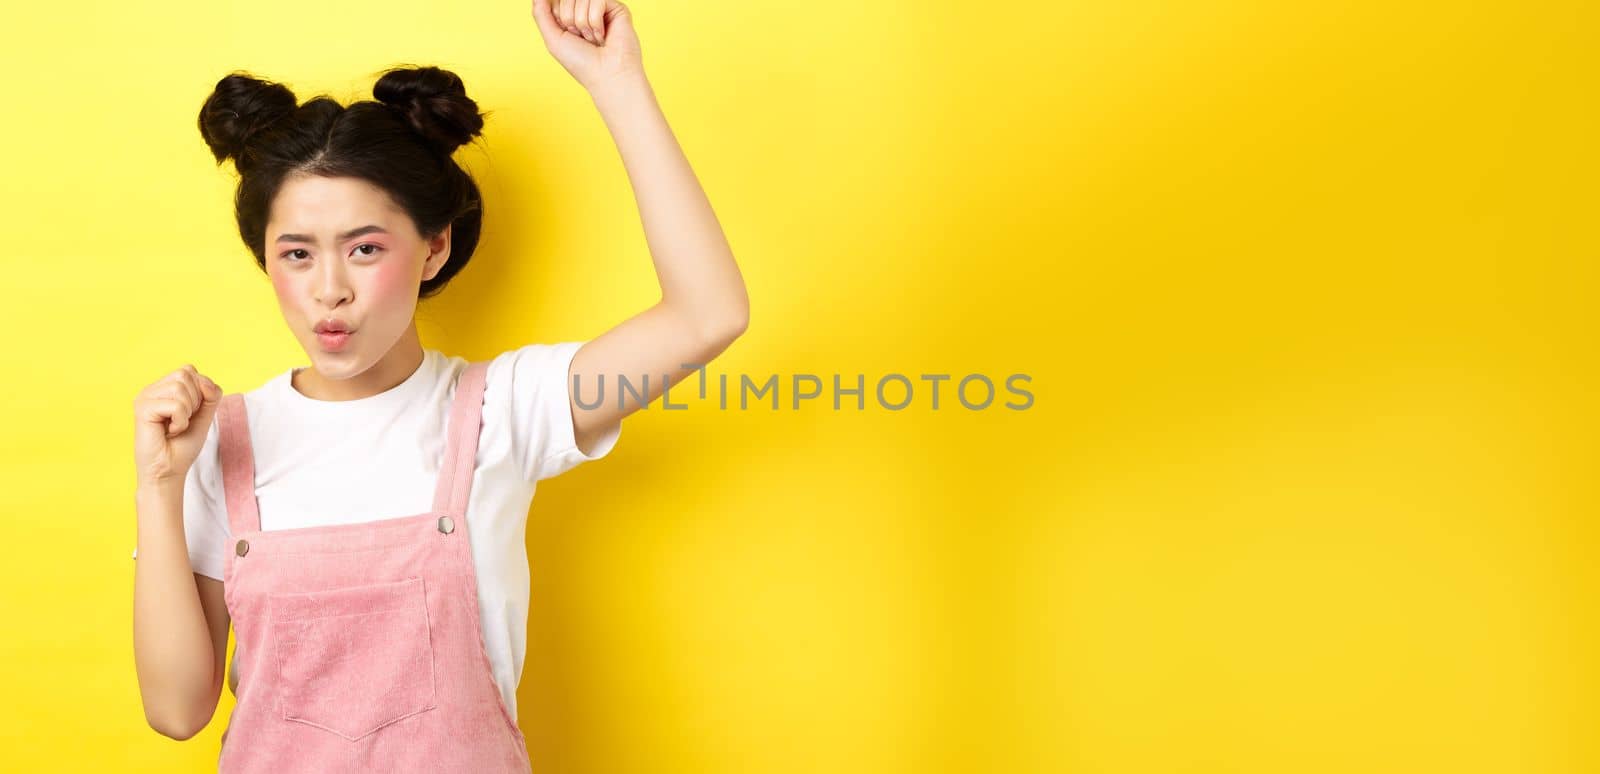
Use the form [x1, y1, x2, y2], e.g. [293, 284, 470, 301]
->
[292, 325, 425, 401]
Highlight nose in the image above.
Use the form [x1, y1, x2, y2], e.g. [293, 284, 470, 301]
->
[313, 255, 354, 307]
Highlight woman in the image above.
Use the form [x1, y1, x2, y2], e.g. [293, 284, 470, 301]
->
[130, 2, 748, 770]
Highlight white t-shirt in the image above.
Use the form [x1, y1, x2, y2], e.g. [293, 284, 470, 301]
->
[134, 342, 621, 722]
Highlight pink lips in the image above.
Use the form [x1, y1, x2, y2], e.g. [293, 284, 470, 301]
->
[314, 318, 355, 351]
[317, 331, 352, 351]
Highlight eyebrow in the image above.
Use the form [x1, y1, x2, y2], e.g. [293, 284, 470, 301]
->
[274, 225, 389, 244]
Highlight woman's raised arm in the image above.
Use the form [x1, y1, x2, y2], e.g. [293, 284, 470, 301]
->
[530, 0, 751, 453]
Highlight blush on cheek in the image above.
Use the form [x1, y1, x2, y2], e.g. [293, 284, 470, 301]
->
[269, 270, 292, 299]
[370, 258, 416, 299]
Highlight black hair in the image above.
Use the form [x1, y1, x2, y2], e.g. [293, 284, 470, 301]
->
[197, 65, 489, 300]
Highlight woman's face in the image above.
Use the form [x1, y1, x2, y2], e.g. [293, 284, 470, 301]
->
[263, 174, 450, 389]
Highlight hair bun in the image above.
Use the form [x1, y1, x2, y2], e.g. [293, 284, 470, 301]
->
[373, 65, 485, 156]
[197, 72, 298, 170]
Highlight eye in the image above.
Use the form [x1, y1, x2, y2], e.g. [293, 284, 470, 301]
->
[354, 243, 383, 257]
[281, 249, 309, 261]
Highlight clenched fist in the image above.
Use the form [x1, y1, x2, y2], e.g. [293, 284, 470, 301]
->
[531, 0, 643, 93]
[133, 365, 222, 489]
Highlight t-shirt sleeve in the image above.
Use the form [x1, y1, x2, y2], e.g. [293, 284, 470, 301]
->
[182, 418, 232, 580]
[132, 416, 230, 579]
[500, 340, 622, 482]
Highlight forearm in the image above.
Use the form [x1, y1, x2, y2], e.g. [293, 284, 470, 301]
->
[590, 73, 749, 335]
[132, 482, 220, 738]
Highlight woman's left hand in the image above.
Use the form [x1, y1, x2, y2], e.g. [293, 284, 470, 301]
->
[530, 0, 644, 93]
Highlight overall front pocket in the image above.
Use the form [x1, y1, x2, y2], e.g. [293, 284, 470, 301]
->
[268, 576, 438, 741]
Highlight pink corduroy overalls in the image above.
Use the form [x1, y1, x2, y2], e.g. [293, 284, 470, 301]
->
[212, 360, 532, 773]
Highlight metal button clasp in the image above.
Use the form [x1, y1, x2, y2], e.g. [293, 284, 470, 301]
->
[235, 539, 250, 557]
[438, 516, 455, 534]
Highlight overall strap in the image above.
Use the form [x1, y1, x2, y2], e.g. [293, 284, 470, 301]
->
[431, 360, 490, 517]
[216, 393, 262, 534]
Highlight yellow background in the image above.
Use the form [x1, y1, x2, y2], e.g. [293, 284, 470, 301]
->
[0, 1, 1593, 771]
